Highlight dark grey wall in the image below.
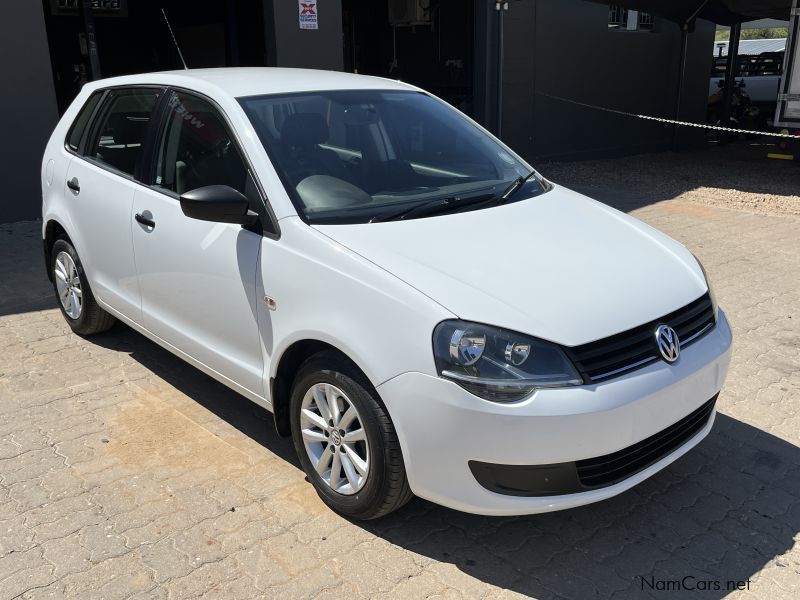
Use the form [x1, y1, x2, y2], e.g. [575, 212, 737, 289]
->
[265, 0, 344, 70]
[674, 18, 717, 150]
[1, 1, 59, 223]
[480, 0, 715, 161]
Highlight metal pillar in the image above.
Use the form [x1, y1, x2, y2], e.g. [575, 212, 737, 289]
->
[673, 0, 710, 149]
[721, 22, 742, 122]
[79, 0, 101, 80]
[494, 1, 508, 137]
[673, 24, 689, 149]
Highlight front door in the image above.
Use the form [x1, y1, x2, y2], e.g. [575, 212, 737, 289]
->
[131, 91, 264, 397]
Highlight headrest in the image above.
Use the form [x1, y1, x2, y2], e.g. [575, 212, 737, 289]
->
[106, 113, 147, 144]
[281, 113, 328, 148]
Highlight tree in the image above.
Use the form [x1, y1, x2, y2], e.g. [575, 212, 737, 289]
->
[715, 27, 788, 41]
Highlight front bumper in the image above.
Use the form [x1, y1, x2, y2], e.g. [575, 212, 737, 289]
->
[377, 310, 733, 516]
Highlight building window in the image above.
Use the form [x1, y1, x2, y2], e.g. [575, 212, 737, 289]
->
[638, 12, 655, 30]
[608, 5, 627, 28]
[608, 6, 655, 31]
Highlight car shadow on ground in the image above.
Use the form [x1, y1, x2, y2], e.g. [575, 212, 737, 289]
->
[360, 415, 800, 599]
[90, 322, 800, 600]
[0, 296, 57, 318]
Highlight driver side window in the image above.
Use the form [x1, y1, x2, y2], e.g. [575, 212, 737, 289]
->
[155, 92, 247, 195]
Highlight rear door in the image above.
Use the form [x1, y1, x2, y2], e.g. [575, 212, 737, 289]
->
[775, 1, 800, 126]
[65, 87, 162, 321]
[131, 90, 265, 397]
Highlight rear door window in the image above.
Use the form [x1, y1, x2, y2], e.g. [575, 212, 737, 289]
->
[86, 89, 161, 178]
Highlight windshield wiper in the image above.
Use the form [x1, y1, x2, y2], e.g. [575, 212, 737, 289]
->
[369, 192, 494, 223]
[368, 172, 540, 223]
[495, 170, 539, 205]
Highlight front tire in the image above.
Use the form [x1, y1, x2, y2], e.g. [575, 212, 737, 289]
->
[51, 236, 115, 335]
[289, 352, 412, 520]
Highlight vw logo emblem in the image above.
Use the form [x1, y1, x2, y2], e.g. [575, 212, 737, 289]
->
[655, 324, 680, 363]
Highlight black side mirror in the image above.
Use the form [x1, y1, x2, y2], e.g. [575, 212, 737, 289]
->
[179, 185, 259, 226]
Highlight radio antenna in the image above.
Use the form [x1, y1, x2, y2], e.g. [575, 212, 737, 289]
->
[161, 7, 188, 70]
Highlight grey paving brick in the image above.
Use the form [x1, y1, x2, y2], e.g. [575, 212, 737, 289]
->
[1, 144, 798, 598]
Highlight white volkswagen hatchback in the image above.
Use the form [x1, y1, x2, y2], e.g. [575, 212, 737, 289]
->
[41, 68, 732, 519]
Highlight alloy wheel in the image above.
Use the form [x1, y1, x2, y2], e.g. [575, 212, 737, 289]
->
[54, 251, 82, 319]
[299, 382, 370, 495]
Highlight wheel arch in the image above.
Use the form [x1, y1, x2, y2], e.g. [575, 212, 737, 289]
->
[270, 339, 376, 437]
[43, 219, 71, 282]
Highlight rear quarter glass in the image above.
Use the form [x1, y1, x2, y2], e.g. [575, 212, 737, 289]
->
[66, 91, 104, 152]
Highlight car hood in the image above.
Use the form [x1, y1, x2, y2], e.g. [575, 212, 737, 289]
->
[313, 185, 708, 346]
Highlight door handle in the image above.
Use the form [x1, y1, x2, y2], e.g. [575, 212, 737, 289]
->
[135, 213, 156, 229]
[67, 178, 80, 193]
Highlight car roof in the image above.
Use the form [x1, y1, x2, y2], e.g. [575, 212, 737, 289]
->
[82, 67, 418, 99]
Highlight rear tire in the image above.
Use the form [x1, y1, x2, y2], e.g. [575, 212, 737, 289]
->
[51, 236, 115, 335]
[289, 351, 413, 520]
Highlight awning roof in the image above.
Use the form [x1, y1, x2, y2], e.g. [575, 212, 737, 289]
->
[595, 1, 794, 25]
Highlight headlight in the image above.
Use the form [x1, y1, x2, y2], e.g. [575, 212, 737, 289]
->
[433, 320, 583, 402]
[692, 254, 718, 319]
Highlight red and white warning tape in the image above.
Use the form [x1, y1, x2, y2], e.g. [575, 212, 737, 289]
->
[537, 92, 800, 140]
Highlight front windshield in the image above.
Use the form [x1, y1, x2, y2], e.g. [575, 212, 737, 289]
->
[239, 90, 545, 224]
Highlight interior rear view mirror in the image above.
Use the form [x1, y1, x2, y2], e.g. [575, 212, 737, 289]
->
[343, 106, 379, 125]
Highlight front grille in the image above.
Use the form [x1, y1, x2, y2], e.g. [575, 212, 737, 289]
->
[563, 293, 716, 383]
[575, 395, 717, 489]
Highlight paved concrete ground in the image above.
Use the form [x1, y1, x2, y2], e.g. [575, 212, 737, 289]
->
[1, 145, 799, 599]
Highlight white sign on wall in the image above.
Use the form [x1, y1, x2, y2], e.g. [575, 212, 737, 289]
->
[299, 0, 319, 30]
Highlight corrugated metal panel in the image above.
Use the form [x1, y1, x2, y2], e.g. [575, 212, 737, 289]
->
[588, 0, 793, 26]
[712, 38, 787, 56]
